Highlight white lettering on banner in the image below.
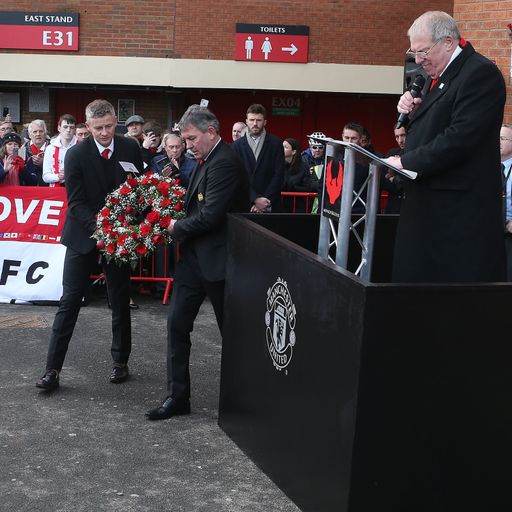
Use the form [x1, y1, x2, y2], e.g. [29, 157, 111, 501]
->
[38, 200, 64, 226]
[0, 196, 65, 225]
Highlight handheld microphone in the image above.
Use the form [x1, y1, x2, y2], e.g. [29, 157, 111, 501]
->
[395, 74, 426, 130]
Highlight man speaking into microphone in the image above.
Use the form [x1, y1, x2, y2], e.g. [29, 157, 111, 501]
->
[384, 11, 506, 283]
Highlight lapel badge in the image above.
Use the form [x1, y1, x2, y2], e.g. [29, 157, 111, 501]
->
[439, 83, 445, 89]
[197, 192, 204, 202]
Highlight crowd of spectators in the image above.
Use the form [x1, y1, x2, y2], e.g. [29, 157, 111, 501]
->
[0, 106, 406, 215]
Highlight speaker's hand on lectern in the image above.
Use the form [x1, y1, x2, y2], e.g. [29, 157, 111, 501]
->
[382, 155, 403, 171]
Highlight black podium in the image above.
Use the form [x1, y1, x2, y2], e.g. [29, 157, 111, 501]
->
[218, 214, 512, 512]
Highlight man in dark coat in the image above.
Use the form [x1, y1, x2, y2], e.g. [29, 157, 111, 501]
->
[232, 103, 284, 212]
[36, 99, 144, 390]
[146, 105, 249, 420]
[385, 11, 506, 283]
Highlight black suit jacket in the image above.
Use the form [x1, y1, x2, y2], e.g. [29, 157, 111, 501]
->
[173, 140, 249, 282]
[394, 42, 506, 282]
[232, 131, 285, 206]
[61, 135, 144, 255]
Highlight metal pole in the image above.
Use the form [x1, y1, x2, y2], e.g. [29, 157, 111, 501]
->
[335, 146, 356, 268]
[318, 145, 333, 259]
[359, 161, 381, 281]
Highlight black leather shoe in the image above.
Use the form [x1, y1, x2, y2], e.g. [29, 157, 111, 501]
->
[110, 364, 129, 383]
[36, 369, 59, 390]
[145, 397, 191, 420]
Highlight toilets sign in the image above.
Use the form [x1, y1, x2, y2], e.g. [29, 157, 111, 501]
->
[235, 23, 309, 63]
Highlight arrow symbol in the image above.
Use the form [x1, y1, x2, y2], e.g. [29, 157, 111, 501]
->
[281, 43, 298, 56]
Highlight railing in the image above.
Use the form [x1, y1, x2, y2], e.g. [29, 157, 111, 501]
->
[280, 192, 318, 213]
[91, 248, 174, 305]
[281, 191, 391, 214]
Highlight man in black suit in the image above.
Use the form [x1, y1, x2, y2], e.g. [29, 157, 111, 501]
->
[146, 105, 249, 420]
[36, 99, 144, 391]
[384, 11, 506, 283]
[232, 103, 284, 212]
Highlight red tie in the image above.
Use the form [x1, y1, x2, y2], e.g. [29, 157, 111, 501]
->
[102, 148, 110, 160]
[429, 78, 438, 91]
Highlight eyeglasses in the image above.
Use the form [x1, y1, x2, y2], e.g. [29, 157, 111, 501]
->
[500, 136, 512, 142]
[405, 39, 441, 60]
[311, 145, 324, 150]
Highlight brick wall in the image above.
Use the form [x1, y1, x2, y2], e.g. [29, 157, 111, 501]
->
[1, 1, 451, 65]
[454, 0, 512, 122]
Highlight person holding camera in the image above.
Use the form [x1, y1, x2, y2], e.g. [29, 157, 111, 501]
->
[0, 132, 37, 186]
[140, 121, 163, 167]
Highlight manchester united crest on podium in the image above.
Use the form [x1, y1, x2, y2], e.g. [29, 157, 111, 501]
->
[265, 277, 296, 373]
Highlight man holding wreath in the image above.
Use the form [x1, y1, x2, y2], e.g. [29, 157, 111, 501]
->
[36, 99, 144, 391]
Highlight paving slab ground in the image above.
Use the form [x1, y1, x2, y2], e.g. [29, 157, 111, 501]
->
[0, 288, 300, 512]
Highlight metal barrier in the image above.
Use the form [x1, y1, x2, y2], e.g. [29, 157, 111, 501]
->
[91, 248, 174, 305]
[280, 191, 318, 213]
[281, 190, 390, 215]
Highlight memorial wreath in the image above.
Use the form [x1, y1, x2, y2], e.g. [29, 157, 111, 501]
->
[93, 173, 186, 266]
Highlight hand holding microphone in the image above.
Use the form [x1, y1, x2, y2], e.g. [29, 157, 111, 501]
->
[396, 75, 426, 129]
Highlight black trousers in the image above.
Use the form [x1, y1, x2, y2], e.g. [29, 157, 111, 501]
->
[45, 247, 132, 371]
[166, 250, 224, 400]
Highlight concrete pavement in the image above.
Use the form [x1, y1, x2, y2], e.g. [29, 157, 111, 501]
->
[0, 287, 300, 512]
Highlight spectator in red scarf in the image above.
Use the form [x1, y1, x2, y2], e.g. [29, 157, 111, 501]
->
[24, 119, 50, 185]
[0, 132, 37, 186]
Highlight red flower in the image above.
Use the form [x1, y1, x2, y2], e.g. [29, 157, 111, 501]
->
[117, 213, 126, 222]
[174, 189, 184, 199]
[126, 178, 138, 188]
[117, 234, 128, 246]
[160, 198, 171, 208]
[153, 234, 165, 245]
[101, 207, 110, 217]
[160, 215, 171, 228]
[107, 243, 116, 254]
[174, 202, 184, 212]
[96, 241, 105, 249]
[135, 243, 148, 255]
[146, 211, 160, 224]
[102, 219, 113, 231]
[110, 196, 120, 205]
[141, 176, 152, 185]
[120, 249, 129, 257]
[125, 206, 134, 214]
[140, 223, 152, 236]
[119, 186, 131, 196]
[157, 181, 171, 196]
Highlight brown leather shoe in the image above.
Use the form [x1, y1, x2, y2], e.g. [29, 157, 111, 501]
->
[110, 364, 129, 383]
[36, 369, 60, 390]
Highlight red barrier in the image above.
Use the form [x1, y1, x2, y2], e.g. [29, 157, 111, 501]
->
[280, 192, 318, 213]
[91, 249, 174, 305]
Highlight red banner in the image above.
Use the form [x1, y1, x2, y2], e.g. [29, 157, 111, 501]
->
[0, 186, 67, 244]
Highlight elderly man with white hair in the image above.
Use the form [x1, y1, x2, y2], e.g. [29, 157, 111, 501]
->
[24, 119, 50, 185]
